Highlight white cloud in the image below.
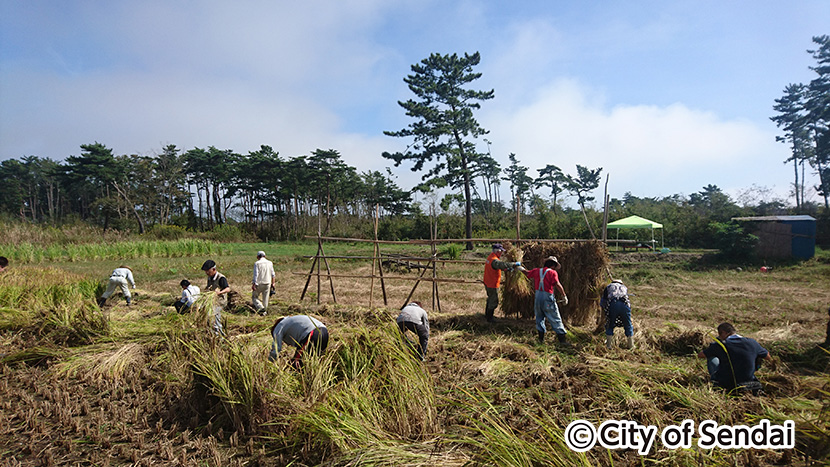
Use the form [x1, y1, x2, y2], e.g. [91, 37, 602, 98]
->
[481, 78, 790, 201]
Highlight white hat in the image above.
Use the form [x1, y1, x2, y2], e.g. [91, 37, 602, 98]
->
[257, 251, 266, 257]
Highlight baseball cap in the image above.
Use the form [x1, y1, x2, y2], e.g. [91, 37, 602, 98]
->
[257, 251, 266, 257]
[491, 243, 506, 251]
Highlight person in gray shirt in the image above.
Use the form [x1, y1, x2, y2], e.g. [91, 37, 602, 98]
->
[397, 301, 429, 361]
[269, 315, 329, 369]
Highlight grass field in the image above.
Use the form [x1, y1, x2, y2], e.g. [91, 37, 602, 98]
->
[1, 241, 829, 466]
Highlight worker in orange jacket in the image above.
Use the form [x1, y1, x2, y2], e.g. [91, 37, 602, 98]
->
[483, 243, 520, 322]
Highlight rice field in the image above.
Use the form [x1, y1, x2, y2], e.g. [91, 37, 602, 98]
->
[0, 241, 829, 466]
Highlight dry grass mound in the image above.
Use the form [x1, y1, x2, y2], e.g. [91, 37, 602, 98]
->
[501, 241, 609, 325]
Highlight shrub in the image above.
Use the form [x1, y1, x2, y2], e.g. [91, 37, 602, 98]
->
[710, 221, 758, 261]
[146, 224, 189, 240]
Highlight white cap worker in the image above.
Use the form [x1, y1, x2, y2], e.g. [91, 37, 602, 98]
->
[252, 250, 276, 315]
[98, 265, 136, 307]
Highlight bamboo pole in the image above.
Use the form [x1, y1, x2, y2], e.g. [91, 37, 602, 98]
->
[516, 194, 521, 242]
[299, 255, 319, 301]
[291, 272, 482, 285]
[436, 207, 441, 311]
[376, 206, 388, 306]
[301, 255, 483, 264]
[602, 174, 609, 243]
[402, 262, 431, 308]
[370, 205, 377, 308]
[321, 240, 337, 303]
[303, 236, 598, 244]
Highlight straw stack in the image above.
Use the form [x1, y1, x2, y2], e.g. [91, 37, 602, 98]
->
[499, 243, 534, 319]
[500, 240, 609, 325]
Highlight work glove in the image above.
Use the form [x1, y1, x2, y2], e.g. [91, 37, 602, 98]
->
[558, 295, 568, 306]
[513, 262, 521, 267]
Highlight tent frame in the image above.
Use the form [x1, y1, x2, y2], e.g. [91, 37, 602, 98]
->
[607, 215, 664, 251]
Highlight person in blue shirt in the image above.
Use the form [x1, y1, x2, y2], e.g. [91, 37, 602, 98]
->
[698, 322, 769, 392]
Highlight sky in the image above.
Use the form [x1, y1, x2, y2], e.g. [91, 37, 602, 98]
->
[1, 0, 828, 208]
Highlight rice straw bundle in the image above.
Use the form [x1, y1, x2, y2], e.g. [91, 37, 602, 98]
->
[501, 240, 609, 325]
[499, 243, 534, 319]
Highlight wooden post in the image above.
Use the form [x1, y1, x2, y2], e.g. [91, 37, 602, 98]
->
[516, 194, 521, 243]
[321, 239, 337, 303]
[316, 209, 321, 304]
[602, 174, 609, 243]
[299, 254, 319, 301]
[402, 265, 431, 309]
[370, 207, 377, 308]
[431, 208, 441, 311]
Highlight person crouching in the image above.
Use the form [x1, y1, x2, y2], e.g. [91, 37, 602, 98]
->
[269, 315, 329, 370]
[174, 279, 200, 313]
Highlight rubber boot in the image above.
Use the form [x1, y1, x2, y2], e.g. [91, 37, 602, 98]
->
[537, 330, 545, 344]
[557, 333, 568, 344]
[624, 336, 635, 349]
[126, 297, 131, 306]
[605, 335, 614, 349]
[96, 297, 106, 308]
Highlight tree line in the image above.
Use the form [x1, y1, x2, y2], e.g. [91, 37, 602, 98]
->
[0, 143, 412, 239]
[2, 40, 828, 247]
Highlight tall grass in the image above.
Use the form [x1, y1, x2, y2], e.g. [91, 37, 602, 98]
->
[0, 267, 108, 345]
[183, 335, 275, 434]
[293, 325, 438, 453]
[453, 389, 592, 467]
[169, 321, 440, 463]
[2, 238, 221, 264]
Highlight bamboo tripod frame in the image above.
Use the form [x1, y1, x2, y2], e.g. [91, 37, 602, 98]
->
[298, 204, 608, 310]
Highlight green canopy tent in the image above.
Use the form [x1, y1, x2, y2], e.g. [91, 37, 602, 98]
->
[606, 215, 664, 250]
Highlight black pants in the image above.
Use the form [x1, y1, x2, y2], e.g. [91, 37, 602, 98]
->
[291, 327, 329, 369]
[173, 300, 190, 313]
[399, 321, 429, 359]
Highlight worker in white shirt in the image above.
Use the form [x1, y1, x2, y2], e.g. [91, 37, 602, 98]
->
[174, 279, 201, 313]
[98, 265, 135, 307]
[252, 250, 276, 315]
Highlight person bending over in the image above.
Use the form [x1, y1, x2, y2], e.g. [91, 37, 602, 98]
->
[269, 315, 329, 370]
[397, 301, 430, 360]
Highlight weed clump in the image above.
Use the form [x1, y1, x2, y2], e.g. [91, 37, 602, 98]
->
[0, 267, 109, 345]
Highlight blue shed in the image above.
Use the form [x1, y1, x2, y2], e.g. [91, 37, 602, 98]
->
[732, 215, 816, 260]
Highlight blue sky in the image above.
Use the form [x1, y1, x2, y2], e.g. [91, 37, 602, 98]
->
[1, 1, 828, 207]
